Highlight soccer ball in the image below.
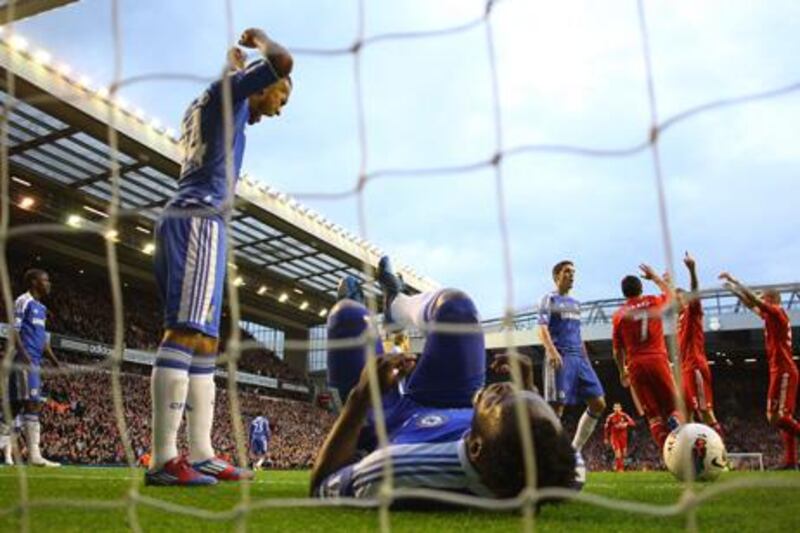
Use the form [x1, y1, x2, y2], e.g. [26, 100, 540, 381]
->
[663, 423, 727, 481]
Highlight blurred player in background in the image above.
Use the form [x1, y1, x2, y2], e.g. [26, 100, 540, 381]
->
[249, 414, 271, 470]
[147, 28, 292, 486]
[0, 422, 13, 465]
[313, 258, 578, 501]
[539, 261, 606, 455]
[676, 253, 723, 436]
[7, 269, 60, 467]
[720, 272, 799, 469]
[604, 402, 636, 472]
[612, 264, 682, 450]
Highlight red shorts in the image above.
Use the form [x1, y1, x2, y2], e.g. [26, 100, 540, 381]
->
[767, 366, 799, 416]
[682, 363, 714, 413]
[610, 434, 628, 451]
[629, 357, 678, 420]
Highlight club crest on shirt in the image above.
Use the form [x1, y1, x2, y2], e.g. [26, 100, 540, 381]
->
[417, 414, 447, 428]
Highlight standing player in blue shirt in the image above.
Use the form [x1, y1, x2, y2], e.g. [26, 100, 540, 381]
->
[8, 269, 61, 467]
[312, 258, 579, 500]
[147, 28, 293, 486]
[249, 415, 271, 470]
[539, 261, 606, 456]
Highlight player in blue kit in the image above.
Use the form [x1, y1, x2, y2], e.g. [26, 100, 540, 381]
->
[312, 258, 578, 501]
[7, 269, 60, 467]
[146, 28, 293, 486]
[538, 261, 606, 455]
[249, 415, 271, 470]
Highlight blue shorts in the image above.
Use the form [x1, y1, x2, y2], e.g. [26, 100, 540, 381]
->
[8, 364, 42, 406]
[250, 438, 268, 456]
[154, 213, 227, 338]
[326, 292, 485, 452]
[543, 354, 604, 405]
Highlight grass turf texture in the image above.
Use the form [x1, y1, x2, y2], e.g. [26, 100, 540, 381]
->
[1, 468, 798, 532]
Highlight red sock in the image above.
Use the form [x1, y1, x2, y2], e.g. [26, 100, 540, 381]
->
[781, 429, 797, 466]
[615, 457, 624, 472]
[649, 420, 669, 449]
[777, 416, 800, 436]
[711, 422, 724, 439]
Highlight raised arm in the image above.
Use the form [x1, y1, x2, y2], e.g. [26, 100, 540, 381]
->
[684, 252, 699, 292]
[639, 263, 671, 297]
[718, 272, 766, 312]
[238, 28, 293, 78]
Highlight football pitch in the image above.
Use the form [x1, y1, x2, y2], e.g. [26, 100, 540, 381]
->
[1, 468, 798, 532]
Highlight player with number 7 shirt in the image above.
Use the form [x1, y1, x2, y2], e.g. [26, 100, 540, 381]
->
[612, 264, 682, 451]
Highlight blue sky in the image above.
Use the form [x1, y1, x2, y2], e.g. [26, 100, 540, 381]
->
[13, 0, 800, 318]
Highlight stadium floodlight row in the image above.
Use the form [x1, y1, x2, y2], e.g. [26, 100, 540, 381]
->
[0, 30, 438, 331]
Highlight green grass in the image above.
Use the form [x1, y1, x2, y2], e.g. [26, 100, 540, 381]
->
[1, 467, 798, 532]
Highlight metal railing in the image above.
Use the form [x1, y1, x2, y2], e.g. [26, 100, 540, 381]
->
[482, 283, 800, 334]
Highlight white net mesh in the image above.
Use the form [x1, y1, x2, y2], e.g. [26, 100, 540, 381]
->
[1, 0, 799, 532]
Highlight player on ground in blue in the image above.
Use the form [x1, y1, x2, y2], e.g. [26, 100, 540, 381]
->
[311, 258, 578, 502]
[539, 261, 606, 455]
[7, 269, 60, 467]
[147, 28, 293, 486]
[249, 415, 271, 470]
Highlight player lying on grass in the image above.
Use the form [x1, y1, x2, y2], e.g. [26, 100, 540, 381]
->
[719, 272, 800, 469]
[311, 257, 577, 501]
[539, 260, 606, 456]
[604, 403, 635, 472]
[675, 253, 723, 436]
[147, 27, 292, 486]
[612, 264, 682, 450]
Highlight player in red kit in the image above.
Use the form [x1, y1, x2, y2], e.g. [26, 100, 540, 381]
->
[612, 264, 682, 450]
[604, 403, 636, 472]
[675, 252, 723, 436]
[720, 272, 799, 469]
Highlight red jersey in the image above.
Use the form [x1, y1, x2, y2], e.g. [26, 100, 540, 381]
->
[604, 411, 635, 440]
[612, 294, 670, 362]
[760, 303, 795, 371]
[677, 300, 707, 369]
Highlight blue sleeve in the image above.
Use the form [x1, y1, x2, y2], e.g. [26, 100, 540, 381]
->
[231, 60, 280, 101]
[537, 294, 552, 326]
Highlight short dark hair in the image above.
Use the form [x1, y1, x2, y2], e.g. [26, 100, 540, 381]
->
[23, 268, 46, 289]
[621, 275, 642, 298]
[552, 260, 574, 281]
[479, 407, 576, 500]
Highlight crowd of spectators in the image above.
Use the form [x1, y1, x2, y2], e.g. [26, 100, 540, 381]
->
[26, 364, 334, 468]
[0, 251, 306, 383]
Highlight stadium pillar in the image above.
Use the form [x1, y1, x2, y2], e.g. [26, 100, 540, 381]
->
[283, 326, 309, 376]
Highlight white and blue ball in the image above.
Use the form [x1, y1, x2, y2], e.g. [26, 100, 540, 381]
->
[663, 423, 727, 481]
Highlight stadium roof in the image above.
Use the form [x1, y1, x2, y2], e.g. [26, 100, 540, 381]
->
[0, 0, 77, 24]
[0, 32, 438, 329]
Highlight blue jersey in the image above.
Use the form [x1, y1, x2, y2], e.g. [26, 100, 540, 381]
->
[168, 60, 279, 211]
[538, 292, 584, 357]
[387, 403, 472, 445]
[14, 292, 48, 365]
[250, 416, 271, 442]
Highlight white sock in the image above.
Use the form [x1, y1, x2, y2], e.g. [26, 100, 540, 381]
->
[255, 457, 264, 469]
[572, 409, 601, 451]
[4, 442, 11, 464]
[150, 365, 189, 469]
[23, 414, 42, 462]
[187, 355, 217, 463]
[390, 291, 439, 329]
